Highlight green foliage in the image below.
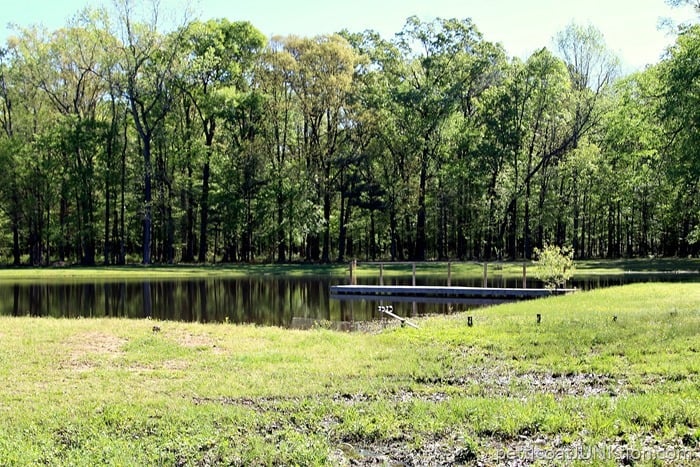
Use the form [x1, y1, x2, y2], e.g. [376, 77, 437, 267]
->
[533, 244, 575, 288]
[0, 2, 698, 266]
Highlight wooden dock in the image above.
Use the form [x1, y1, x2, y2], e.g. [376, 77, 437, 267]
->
[330, 285, 575, 301]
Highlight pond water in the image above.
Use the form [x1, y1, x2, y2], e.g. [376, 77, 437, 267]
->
[0, 273, 697, 326]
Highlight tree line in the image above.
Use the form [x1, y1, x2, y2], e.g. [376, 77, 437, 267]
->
[0, 0, 698, 266]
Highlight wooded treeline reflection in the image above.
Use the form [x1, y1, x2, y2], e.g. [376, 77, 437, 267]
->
[2, 278, 446, 324]
[2, 275, 694, 325]
[1, 279, 333, 324]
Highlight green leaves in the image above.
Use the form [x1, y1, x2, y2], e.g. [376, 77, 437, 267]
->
[533, 244, 575, 289]
[0, 4, 699, 264]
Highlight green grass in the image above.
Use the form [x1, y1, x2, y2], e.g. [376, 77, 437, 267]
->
[0, 257, 697, 282]
[0, 263, 347, 281]
[0, 283, 699, 465]
[575, 257, 700, 274]
[0, 261, 495, 281]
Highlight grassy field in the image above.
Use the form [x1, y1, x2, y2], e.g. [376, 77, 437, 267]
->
[0, 283, 698, 465]
[0, 257, 697, 282]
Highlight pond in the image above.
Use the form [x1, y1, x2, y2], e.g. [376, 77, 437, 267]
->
[0, 273, 697, 327]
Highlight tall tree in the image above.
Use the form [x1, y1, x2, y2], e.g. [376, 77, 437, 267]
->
[257, 37, 299, 262]
[284, 34, 359, 262]
[0, 47, 23, 265]
[657, 25, 700, 255]
[390, 17, 502, 259]
[180, 19, 265, 263]
[31, 23, 106, 265]
[112, 0, 186, 264]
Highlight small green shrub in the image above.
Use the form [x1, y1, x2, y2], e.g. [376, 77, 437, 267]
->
[533, 244, 575, 289]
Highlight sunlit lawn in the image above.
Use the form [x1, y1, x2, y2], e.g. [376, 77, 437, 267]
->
[0, 257, 697, 282]
[0, 283, 698, 465]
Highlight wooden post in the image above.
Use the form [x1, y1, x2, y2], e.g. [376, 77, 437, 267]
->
[447, 262, 452, 287]
[412, 262, 416, 287]
[483, 262, 488, 288]
[379, 263, 384, 286]
[522, 263, 527, 289]
[349, 260, 357, 285]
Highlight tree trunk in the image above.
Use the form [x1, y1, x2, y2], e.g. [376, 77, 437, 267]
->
[337, 192, 347, 263]
[104, 176, 111, 265]
[307, 234, 320, 262]
[572, 189, 580, 259]
[606, 203, 615, 259]
[199, 121, 215, 263]
[415, 153, 428, 261]
[276, 191, 286, 263]
[370, 211, 377, 260]
[119, 129, 127, 265]
[321, 189, 331, 263]
[341, 197, 352, 262]
[143, 138, 153, 265]
[485, 171, 499, 260]
[11, 207, 20, 266]
[524, 182, 532, 260]
[501, 198, 518, 260]
[167, 200, 175, 264]
[389, 207, 397, 261]
[84, 177, 96, 266]
[198, 157, 210, 263]
[536, 174, 548, 252]
[243, 196, 253, 262]
[183, 161, 196, 262]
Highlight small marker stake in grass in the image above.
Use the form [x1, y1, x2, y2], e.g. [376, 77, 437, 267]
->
[536, 313, 541, 324]
[467, 316, 473, 327]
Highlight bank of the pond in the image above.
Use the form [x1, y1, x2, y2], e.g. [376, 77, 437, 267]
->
[1, 283, 698, 465]
[0, 257, 698, 282]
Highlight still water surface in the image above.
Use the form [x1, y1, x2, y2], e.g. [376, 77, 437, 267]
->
[0, 274, 697, 326]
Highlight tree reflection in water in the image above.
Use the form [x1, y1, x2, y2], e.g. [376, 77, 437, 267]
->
[0, 274, 695, 326]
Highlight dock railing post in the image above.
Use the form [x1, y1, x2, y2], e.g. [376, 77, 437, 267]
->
[483, 262, 488, 288]
[412, 263, 416, 287]
[522, 263, 527, 288]
[447, 262, 451, 287]
[349, 260, 357, 285]
[379, 263, 384, 286]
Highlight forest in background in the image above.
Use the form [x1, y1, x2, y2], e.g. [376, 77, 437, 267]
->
[0, 0, 698, 266]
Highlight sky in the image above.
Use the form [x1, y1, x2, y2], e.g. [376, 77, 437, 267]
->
[1, 0, 697, 73]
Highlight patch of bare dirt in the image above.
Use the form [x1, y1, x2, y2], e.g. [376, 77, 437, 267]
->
[330, 434, 700, 466]
[173, 331, 225, 354]
[289, 317, 399, 334]
[60, 332, 127, 371]
[332, 390, 450, 406]
[162, 359, 190, 370]
[190, 391, 698, 466]
[414, 368, 627, 398]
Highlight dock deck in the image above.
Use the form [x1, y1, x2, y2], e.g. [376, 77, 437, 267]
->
[330, 285, 575, 301]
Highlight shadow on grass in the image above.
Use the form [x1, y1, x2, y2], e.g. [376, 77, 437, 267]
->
[577, 257, 700, 273]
